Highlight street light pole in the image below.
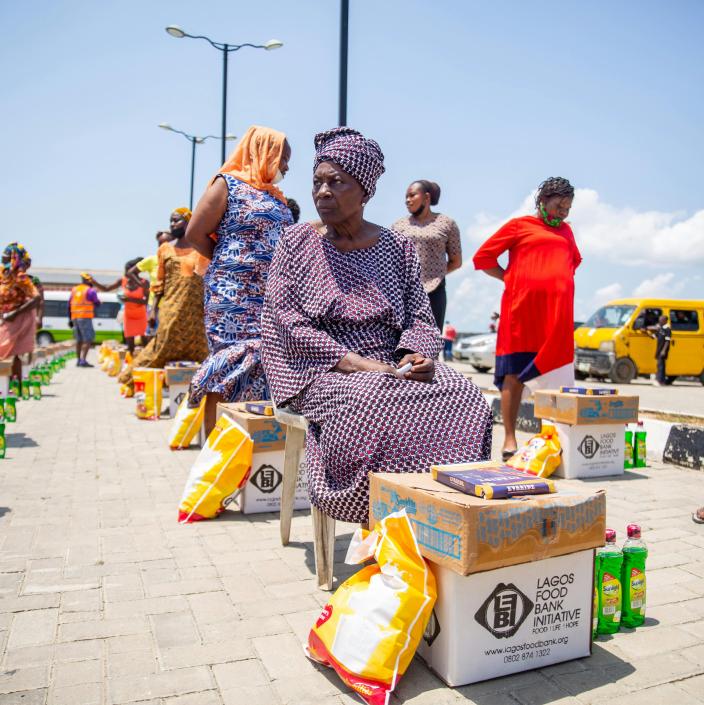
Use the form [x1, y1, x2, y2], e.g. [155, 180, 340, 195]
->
[221, 46, 229, 164]
[158, 124, 236, 209]
[339, 0, 349, 126]
[189, 137, 197, 209]
[165, 26, 283, 166]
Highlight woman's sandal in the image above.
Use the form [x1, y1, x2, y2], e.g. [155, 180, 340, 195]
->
[692, 510, 704, 525]
[502, 449, 518, 462]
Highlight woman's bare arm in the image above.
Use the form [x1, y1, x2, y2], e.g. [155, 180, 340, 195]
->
[482, 266, 505, 282]
[185, 177, 228, 260]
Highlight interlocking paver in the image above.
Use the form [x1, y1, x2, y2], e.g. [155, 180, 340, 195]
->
[0, 359, 703, 705]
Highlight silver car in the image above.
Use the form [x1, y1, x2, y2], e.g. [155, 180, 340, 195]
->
[453, 333, 497, 372]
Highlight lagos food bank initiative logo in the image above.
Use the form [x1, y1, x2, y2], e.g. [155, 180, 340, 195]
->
[475, 583, 534, 638]
[250, 464, 282, 493]
[578, 435, 600, 459]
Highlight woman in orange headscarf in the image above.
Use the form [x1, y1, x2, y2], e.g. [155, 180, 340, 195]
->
[186, 126, 293, 434]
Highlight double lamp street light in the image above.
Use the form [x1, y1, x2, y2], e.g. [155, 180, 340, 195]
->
[165, 25, 283, 164]
[158, 124, 236, 209]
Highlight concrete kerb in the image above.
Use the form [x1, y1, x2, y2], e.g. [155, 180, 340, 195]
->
[484, 391, 704, 471]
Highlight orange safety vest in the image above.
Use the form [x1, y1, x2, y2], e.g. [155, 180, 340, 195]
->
[70, 284, 95, 319]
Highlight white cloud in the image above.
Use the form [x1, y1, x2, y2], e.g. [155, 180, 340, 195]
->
[446, 271, 501, 333]
[466, 188, 704, 266]
[632, 272, 678, 298]
[594, 283, 624, 306]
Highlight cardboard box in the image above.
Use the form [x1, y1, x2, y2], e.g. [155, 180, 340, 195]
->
[167, 384, 189, 418]
[534, 390, 638, 426]
[554, 422, 625, 479]
[217, 403, 310, 514]
[418, 549, 593, 686]
[164, 364, 199, 387]
[369, 471, 605, 576]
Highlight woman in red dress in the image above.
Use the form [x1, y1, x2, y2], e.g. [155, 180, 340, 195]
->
[473, 177, 581, 458]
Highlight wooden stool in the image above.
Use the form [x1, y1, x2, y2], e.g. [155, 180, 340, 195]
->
[274, 406, 336, 591]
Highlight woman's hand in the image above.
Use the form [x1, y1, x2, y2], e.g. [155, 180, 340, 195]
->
[397, 352, 435, 383]
[334, 352, 396, 375]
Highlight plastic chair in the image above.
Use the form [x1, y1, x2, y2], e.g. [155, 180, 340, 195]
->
[274, 405, 336, 591]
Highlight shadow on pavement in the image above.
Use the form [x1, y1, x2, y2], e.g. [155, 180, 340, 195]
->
[0, 507, 11, 518]
[581, 471, 649, 482]
[6, 433, 38, 448]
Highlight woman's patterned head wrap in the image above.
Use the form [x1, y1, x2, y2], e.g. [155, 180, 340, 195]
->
[3, 242, 31, 273]
[313, 127, 385, 199]
[172, 207, 192, 222]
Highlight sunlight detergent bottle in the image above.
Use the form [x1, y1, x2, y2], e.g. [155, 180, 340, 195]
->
[597, 528, 623, 635]
[592, 561, 599, 639]
[621, 524, 648, 628]
[624, 426, 634, 469]
[634, 422, 647, 468]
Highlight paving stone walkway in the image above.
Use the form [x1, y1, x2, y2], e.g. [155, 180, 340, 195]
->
[0, 358, 703, 705]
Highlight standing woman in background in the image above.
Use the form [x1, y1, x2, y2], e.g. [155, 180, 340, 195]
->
[392, 180, 462, 330]
[186, 125, 292, 435]
[0, 243, 41, 381]
[119, 208, 209, 392]
[473, 177, 581, 459]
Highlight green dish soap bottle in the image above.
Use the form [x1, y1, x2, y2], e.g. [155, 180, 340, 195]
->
[593, 553, 600, 639]
[634, 422, 647, 468]
[621, 523, 648, 628]
[624, 426, 634, 469]
[597, 528, 623, 635]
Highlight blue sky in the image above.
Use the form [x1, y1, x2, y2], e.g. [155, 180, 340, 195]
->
[3, 0, 703, 329]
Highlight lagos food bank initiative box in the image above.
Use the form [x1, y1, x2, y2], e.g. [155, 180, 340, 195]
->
[534, 390, 640, 478]
[419, 548, 595, 686]
[369, 470, 605, 686]
[217, 403, 309, 514]
[165, 364, 200, 417]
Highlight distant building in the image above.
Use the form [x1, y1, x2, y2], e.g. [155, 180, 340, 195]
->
[31, 267, 121, 291]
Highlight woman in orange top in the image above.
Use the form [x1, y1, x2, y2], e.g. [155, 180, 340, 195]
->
[473, 177, 581, 459]
[119, 208, 209, 392]
[89, 258, 148, 353]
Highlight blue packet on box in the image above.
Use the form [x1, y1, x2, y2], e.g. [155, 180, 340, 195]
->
[431, 462, 556, 499]
[560, 386, 617, 395]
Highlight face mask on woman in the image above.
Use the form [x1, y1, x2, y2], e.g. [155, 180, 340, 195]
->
[272, 168, 285, 185]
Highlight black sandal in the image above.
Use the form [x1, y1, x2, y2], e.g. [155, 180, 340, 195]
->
[502, 449, 518, 462]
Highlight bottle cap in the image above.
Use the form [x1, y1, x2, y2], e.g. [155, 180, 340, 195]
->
[605, 528, 617, 543]
[626, 523, 641, 539]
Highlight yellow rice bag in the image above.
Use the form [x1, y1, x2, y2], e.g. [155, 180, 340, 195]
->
[107, 350, 122, 377]
[506, 421, 562, 477]
[169, 394, 206, 450]
[307, 510, 436, 705]
[178, 414, 253, 523]
[134, 368, 164, 420]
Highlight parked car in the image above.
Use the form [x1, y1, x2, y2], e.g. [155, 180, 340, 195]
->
[36, 291, 123, 346]
[453, 333, 497, 372]
[574, 298, 704, 385]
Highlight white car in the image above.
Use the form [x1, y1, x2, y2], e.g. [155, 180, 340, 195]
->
[453, 333, 497, 372]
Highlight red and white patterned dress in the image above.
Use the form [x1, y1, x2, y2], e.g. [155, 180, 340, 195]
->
[262, 223, 492, 523]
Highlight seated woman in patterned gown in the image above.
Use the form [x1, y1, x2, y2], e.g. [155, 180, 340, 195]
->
[261, 127, 493, 524]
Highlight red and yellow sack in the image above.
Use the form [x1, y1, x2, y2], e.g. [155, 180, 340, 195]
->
[178, 414, 253, 523]
[506, 421, 562, 478]
[133, 368, 164, 420]
[168, 393, 205, 450]
[307, 510, 436, 705]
